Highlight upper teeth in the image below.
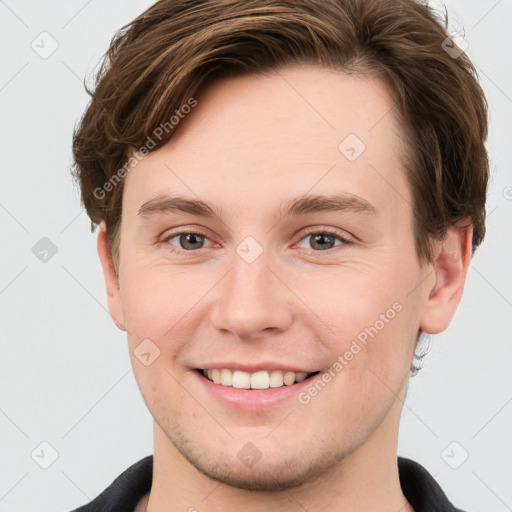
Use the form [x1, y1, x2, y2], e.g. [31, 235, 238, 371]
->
[202, 369, 310, 389]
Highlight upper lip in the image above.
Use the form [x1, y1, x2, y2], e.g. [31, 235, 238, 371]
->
[194, 362, 318, 373]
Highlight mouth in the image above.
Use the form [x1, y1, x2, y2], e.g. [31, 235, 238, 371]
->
[194, 368, 321, 390]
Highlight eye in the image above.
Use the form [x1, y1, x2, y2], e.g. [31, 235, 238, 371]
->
[163, 231, 214, 252]
[296, 228, 352, 252]
[161, 227, 352, 254]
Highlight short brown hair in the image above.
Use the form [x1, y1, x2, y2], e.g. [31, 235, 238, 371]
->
[72, 0, 489, 269]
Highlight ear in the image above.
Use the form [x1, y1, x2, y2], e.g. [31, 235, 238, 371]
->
[419, 219, 473, 335]
[97, 222, 126, 331]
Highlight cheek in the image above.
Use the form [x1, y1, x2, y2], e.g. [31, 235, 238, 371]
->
[119, 262, 195, 341]
[299, 259, 419, 384]
[299, 262, 403, 337]
[300, 301, 414, 442]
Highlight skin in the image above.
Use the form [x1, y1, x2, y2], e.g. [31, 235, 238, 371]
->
[97, 64, 472, 511]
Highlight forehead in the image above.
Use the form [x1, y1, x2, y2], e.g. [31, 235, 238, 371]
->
[122, 64, 410, 221]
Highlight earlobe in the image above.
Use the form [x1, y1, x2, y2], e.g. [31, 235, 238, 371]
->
[419, 220, 473, 335]
[97, 222, 126, 331]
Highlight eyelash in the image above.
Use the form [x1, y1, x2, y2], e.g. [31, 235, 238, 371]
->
[161, 226, 353, 254]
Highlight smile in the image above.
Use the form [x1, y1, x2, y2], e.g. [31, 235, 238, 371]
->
[196, 368, 320, 389]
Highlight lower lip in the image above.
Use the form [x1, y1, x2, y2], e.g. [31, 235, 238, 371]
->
[191, 370, 318, 411]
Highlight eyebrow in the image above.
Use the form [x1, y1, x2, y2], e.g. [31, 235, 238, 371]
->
[137, 193, 378, 219]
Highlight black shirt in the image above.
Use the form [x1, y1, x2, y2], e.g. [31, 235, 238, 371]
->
[69, 455, 467, 512]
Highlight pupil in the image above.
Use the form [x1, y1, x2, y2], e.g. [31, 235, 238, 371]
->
[181, 233, 203, 249]
[312, 233, 333, 251]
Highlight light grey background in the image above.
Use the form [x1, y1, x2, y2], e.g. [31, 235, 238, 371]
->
[0, 1, 510, 511]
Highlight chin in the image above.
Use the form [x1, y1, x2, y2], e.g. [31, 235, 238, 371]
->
[169, 427, 346, 492]
[193, 457, 332, 491]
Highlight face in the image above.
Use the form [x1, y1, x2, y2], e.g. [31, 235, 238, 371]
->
[99, 64, 467, 491]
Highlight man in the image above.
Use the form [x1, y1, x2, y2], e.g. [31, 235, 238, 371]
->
[69, 0, 488, 510]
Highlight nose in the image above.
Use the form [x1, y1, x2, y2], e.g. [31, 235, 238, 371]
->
[210, 246, 294, 340]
